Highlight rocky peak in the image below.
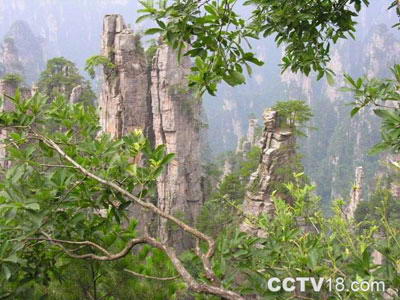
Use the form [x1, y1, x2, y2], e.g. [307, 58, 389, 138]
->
[240, 108, 296, 236]
[69, 85, 83, 104]
[236, 118, 259, 154]
[1, 21, 44, 84]
[247, 118, 258, 145]
[99, 14, 151, 139]
[98, 15, 154, 236]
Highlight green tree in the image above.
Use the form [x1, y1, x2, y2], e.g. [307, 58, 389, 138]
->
[355, 161, 400, 232]
[272, 100, 314, 136]
[186, 177, 399, 299]
[0, 92, 242, 299]
[1, 73, 24, 86]
[38, 57, 96, 104]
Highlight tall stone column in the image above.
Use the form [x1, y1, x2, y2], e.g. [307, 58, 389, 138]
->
[98, 15, 154, 233]
[240, 109, 296, 236]
[99, 14, 152, 139]
[151, 44, 204, 251]
[237, 118, 259, 155]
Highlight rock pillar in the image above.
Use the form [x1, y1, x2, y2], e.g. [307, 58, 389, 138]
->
[151, 44, 203, 251]
[99, 15, 152, 139]
[240, 109, 296, 236]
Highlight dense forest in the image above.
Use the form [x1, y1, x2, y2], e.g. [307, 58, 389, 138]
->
[0, 0, 399, 299]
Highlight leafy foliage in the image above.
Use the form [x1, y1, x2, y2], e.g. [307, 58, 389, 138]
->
[199, 146, 261, 237]
[0, 0, 399, 295]
[0, 91, 399, 298]
[343, 64, 400, 153]
[201, 178, 399, 299]
[1, 73, 24, 85]
[355, 177, 400, 231]
[0, 93, 180, 298]
[85, 55, 116, 79]
[43, 245, 184, 300]
[138, 0, 372, 95]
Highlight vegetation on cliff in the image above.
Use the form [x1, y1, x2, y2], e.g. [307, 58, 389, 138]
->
[38, 57, 95, 104]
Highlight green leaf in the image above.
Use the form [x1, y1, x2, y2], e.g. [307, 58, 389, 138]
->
[373, 109, 391, 118]
[350, 107, 361, 117]
[2, 254, 19, 264]
[24, 203, 40, 211]
[368, 142, 388, 155]
[2, 264, 11, 280]
[144, 28, 164, 35]
[204, 5, 218, 16]
[136, 14, 152, 23]
[326, 72, 335, 86]
[160, 153, 175, 166]
[127, 164, 137, 177]
[223, 70, 246, 86]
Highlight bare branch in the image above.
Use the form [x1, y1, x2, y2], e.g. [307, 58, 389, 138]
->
[195, 239, 220, 284]
[39, 163, 78, 169]
[31, 234, 148, 261]
[124, 269, 180, 281]
[35, 233, 244, 299]
[145, 236, 244, 300]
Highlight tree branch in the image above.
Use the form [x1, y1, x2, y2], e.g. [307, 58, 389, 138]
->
[31, 234, 148, 261]
[30, 132, 244, 299]
[124, 269, 180, 281]
[35, 133, 215, 259]
[34, 233, 244, 299]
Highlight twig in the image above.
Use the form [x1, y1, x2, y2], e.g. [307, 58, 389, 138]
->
[39, 164, 78, 169]
[30, 234, 146, 261]
[124, 269, 180, 281]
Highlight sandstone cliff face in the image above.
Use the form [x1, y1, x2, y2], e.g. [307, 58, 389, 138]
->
[151, 44, 204, 250]
[240, 109, 295, 236]
[99, 15, 152, 139]
[0, 21, 44, 85]
[98, 15, 155, 237]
